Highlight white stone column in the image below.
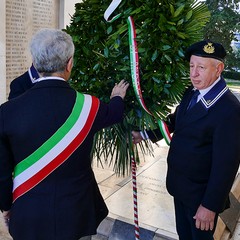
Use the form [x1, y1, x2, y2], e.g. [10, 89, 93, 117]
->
[0, 1, 6, 104]
[59, 0, 65, 29]
[59, 0, 81, 29]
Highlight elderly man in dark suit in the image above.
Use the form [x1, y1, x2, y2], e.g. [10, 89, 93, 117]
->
[132, 40, 240, 240]
[0, 28, 129, 240]
[8, 64, 39, 100]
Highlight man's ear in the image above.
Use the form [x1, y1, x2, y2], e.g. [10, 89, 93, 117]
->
[216, 62, 224, 76]
[66, 57, 73, 72]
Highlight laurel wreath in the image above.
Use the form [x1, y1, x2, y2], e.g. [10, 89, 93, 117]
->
[65, 0, 210, 175]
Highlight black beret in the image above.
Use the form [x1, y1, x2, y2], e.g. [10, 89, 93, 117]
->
[185, 40, 226, 62]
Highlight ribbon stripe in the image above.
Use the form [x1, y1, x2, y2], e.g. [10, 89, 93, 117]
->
[127, 16, 172, 144]
[104, 0, 122, 22]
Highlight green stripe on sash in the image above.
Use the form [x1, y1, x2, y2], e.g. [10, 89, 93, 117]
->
[14, 92, 84, 177]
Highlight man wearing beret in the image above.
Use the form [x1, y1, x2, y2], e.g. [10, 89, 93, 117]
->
[132, 40, 240, 240]
[8, 64, 39, 100]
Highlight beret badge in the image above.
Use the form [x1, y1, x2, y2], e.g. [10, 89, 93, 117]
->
[203, 42, 215, 54]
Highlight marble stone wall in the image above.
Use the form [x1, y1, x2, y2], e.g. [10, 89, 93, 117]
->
[3, 0, 59, 102]
[0, 1, 6, 104]
[0, 0, 81, 104]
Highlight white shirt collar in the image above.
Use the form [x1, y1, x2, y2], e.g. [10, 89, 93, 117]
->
[36, 76, 66, 82]
[194, 76, 221, 102]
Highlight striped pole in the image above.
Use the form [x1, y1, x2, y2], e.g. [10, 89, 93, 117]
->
[131, 152, 140, 240]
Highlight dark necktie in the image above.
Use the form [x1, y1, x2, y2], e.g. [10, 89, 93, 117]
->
[188, 90, 200, 110]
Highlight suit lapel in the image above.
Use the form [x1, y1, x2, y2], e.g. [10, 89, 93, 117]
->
[176, 78, 229, 129]
[200, 78, 229, 109]
[176, 100, 208, 129]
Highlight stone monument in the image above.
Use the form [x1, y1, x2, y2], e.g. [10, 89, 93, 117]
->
[4, 0, 59, 100]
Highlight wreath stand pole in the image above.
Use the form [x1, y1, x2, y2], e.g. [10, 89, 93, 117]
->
[131, 150, 140, 240]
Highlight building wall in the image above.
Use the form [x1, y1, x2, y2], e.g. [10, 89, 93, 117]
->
[0, 0, 81, 104]
[5, 0, 60, 101]
[0, 1, 6, 104]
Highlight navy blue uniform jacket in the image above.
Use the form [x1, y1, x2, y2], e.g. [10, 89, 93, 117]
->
[147, 78, 240, 213]
[8, 65, 39, 100]
[0, 79, 125, 240]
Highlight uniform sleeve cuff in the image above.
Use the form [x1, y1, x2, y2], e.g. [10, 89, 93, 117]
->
[140, 130, 149, 140]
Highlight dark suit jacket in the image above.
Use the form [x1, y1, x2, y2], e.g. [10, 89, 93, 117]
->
[8, 65, 39, 100]
[0, 79, 124, 240]
[147, 78, 240, 213]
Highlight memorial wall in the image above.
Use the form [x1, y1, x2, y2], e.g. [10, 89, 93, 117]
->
[0, 1, 6, 104]
[4, 0, 59, 101]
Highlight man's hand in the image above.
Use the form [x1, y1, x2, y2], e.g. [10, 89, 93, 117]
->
[193, 205, 216, 231]
[110, 80, 129, 99]
[132, 131, 143, 144]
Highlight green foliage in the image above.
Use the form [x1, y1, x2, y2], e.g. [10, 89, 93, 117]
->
[65, 0, 210, 175]
[223, 71, 240, 80]
[203, 0, 240, 70]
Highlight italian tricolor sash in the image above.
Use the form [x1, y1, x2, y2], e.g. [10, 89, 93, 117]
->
[12, 92, 100, 202]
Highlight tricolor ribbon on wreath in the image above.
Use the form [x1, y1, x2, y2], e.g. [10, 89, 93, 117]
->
[104, 0, 172, 146]
[104, 1, 172, 239]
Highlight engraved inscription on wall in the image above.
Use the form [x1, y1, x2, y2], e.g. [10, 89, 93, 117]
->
[6, 1, 28, 88]
[6, 0, 59, 96]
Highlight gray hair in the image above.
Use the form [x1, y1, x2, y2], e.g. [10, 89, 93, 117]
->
[30, 28, 75, 75]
